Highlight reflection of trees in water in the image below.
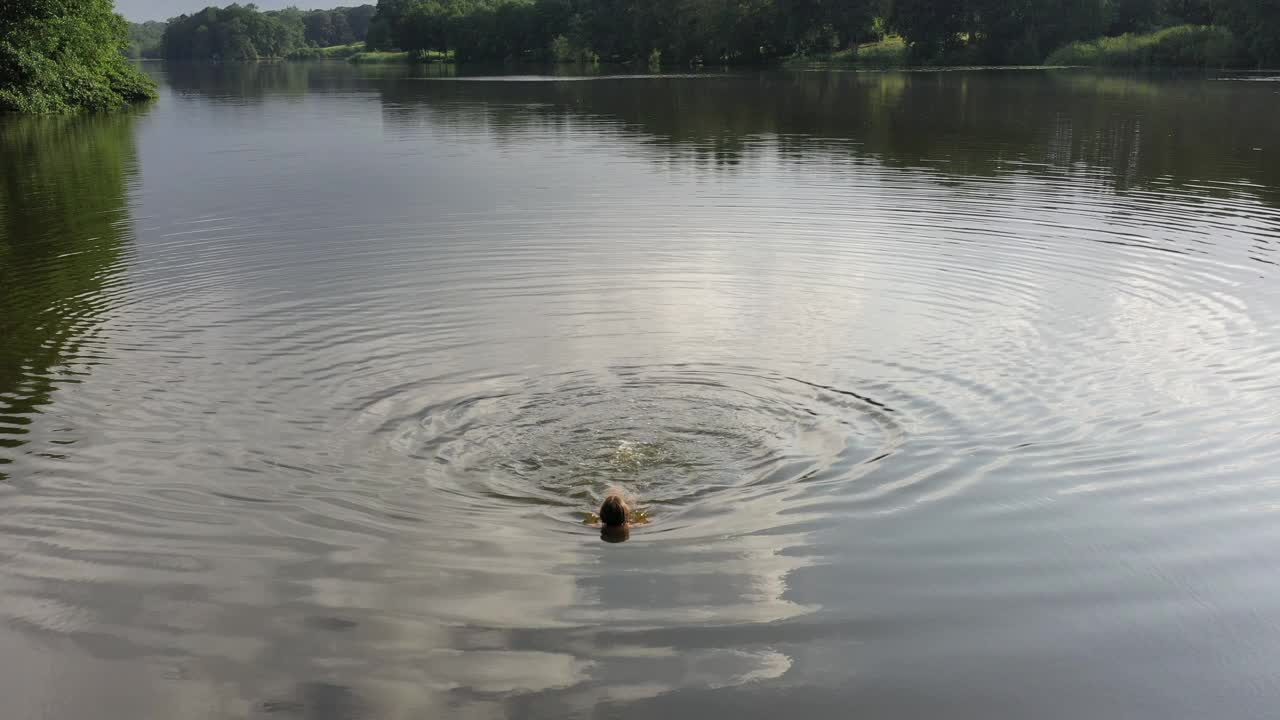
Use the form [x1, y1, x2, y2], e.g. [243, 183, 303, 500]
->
[377, 70, 1280, 202]
[157, 61, 424, 102]
[0, 115, 140, 475]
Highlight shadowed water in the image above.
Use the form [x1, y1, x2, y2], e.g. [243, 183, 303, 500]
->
[1, 64, 1280, 719]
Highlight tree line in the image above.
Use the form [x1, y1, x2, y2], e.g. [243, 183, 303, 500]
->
[128, 20, 167, 58]
[156, 4, 376, 61]
[885, 0, 1272, 64]
[128, 0, 1280, 66]
[365, 0, 879, 63]
[363, 0, 1278, 65]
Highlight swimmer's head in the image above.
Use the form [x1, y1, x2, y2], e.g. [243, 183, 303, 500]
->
[599, 494, 629, 528]
[600, 524, 631, 543]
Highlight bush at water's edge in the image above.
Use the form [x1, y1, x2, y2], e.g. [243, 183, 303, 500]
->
[0, 0, 157, 114]
[1045, 26, 1251, 68]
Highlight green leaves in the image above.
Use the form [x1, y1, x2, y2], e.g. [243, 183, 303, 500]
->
[368, 0, 883, 63]
[1214, 0, 1280, 65]
[1045, 23, 1246, 66]
[0, 0, 156, 113]
[159, 4, 377, 61]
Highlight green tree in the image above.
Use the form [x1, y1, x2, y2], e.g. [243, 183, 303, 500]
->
[776, 0, 877, 53]
[1162, 0, 1213, 24]
[887, 0, 968, 59]
[128, 20, 167, 59]
[345, 5, 379, 39]
[1213, 0, 1280, 66]
[1106, 0, 1161, 33]
[0, 0, 156, 113]
[362, 0, 1268, 66]
[162, 4, 308, 60]
[967, 0, 1107, 64]
[304, 11, 338, 45]
[367, 0, 421, 49]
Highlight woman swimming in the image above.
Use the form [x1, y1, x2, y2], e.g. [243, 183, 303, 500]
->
[593, 492, 648, 543]
[598, 494, 630, 542]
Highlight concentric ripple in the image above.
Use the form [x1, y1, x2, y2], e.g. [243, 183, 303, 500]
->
[367, 364, 902, 531]
[3, 67, 1280, 720]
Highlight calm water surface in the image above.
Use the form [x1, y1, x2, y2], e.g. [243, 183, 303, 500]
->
[2, 64, 1280, 718]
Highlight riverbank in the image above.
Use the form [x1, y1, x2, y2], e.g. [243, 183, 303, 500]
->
[789, 26, 1255, 70]
[348, 50, 412, 64]
[287, 43, 366, 60]
[788, 37, 907, 67]
[1046, 25, 1249, 68]
[171, 26, 1263, 72]
[347, 49, 452, 64]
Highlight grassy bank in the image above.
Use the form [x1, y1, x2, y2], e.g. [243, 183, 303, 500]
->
[787, 25, 1257, 70]
[348, 51, 409, 64]
[786, 36, 989, 68]
[288, 43, 366, 60]
[347, 50, 452, 64]
[1046, 25, 1249, 68]
[848, 37, 908, 66]
[786, 36, 907, 67]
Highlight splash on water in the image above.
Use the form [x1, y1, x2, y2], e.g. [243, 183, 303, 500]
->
[609, 439, 665, 471]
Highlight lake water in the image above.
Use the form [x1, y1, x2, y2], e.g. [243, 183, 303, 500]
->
[2, 63, 1280, 719]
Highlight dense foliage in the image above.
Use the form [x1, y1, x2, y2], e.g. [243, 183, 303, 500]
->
[162, 5, 300, 60]
[129, 0, 1280, 66]
[1213, 0, 1280, 66]
[365, 0, 879, 62]
[302, 5, 378, 46]
[128, 20, 167, 58]
[362, 0, 1280, 65]
[160, 4, 376, 61]
[885, 0, 1247, 63]
[1045, 24, 1244, 66]
[0, 0, 157, 113]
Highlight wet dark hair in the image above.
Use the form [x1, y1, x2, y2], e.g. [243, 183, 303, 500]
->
[599, 494, 629, 527]
[601, 524, 630, 543]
